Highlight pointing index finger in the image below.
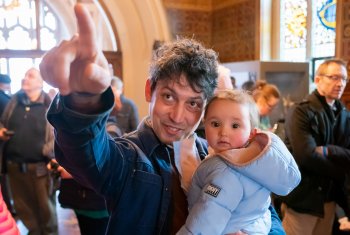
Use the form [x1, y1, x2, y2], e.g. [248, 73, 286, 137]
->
[74, 3, 97, 59]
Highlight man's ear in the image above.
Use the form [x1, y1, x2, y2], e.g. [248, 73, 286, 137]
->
[145, 79, 152, 102]
[314, 75, 321, 84]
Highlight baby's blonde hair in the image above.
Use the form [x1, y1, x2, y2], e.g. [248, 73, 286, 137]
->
[204, 89, 260, 129]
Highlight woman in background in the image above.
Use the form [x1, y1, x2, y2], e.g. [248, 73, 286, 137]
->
[252, 80, 281, 131]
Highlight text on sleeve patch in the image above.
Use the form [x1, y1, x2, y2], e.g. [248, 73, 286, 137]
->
[204, 184, 221, 197]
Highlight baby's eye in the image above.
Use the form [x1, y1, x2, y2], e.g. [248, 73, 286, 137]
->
[232, 123, 239, 129]
[210, 121, 220, 127]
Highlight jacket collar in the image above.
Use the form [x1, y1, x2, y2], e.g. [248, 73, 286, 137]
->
[311, 89, 345, 116]
[127, 116, 164, 158]
[128, 116, 208, 160]
[17, 90, 48, 106]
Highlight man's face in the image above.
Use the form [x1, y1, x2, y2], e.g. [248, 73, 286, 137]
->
[145, 74, 206, 145]
[21, 68, 43, 93]
[0, 83, 11, 93]
[315, 63, 348, 104]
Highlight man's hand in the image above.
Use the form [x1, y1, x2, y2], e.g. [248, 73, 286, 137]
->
[40, 3, 110, 96]
[0, 128, 11, 141]
[47, 159, 73, 179]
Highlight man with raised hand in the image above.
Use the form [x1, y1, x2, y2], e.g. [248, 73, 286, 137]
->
[40, 4, 285, 234]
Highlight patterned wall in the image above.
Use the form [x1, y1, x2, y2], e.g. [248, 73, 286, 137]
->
[337, 1, 350, 60]
[163, 0, 259, 62]
[212, 0, 258, 62]
[166, 9, 213, 47]
[163, 0, 212, 10]
[337, 0, 350, 108]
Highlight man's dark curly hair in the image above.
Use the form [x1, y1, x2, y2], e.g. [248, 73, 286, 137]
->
[149, 38, 218, 100]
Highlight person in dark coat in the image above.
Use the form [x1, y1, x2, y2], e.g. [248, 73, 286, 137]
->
[0, 74, 14, 216]
[281, 59, 350, 235]
[0, 74, 11, 115]
[0, 68, 58, 235]
[110, 76, 139, 134]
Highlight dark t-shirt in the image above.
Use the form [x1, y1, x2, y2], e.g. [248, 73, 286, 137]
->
[5, 100, 47, 162]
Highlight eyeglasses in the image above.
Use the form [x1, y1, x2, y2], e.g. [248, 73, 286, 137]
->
[320, 74, 349, 83]
[264, 96, 276, 110]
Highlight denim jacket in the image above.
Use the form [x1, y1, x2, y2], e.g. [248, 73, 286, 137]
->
[47, 88, 285, 235]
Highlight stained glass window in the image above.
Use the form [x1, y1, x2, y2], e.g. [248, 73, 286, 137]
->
[312, 0, 336, 57]
[280, 0, 336, 61]
[281, 0, 307, 61]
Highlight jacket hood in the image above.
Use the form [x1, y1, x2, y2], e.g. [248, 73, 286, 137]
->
[214, 130, 301, 196]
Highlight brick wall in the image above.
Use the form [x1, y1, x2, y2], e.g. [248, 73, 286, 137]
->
[163, 0, 259, 62]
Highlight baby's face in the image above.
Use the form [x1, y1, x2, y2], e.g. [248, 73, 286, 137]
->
[204, 99, 251, 153]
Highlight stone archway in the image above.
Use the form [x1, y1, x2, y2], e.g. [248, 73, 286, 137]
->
[101, 0, 171, 118]
[52, 0, 171, 118]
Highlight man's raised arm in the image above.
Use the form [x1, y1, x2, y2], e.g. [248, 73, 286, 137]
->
[39, 3, 111, 113]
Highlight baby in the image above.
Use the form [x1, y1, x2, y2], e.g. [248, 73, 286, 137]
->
[177, 89, 301, 235]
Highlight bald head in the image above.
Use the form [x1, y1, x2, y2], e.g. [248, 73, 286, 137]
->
[111, 76, 123, 92]
[22, 68, 43, 93]
[215, 65, 233, 93]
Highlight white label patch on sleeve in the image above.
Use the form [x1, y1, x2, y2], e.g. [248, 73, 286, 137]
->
[204, 184, 221, 197]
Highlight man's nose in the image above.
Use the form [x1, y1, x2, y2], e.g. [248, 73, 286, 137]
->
[170, 103, 185, 123]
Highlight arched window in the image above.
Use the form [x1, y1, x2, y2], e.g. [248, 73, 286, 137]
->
[0, 0, 118, 93]
[0, 0, 64, 93]
[280, 0, 336, 62]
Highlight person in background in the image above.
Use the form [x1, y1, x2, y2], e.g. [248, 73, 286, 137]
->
[0, 68, 58, 235]
[0, 74, 11, 114]
[216, 64, 234, 91]
[0, 74, 15, 216]
[281, 59, 350, 235]
[56, 166, 109, 235]
[47, 88, 58, 101]
[230, 75, 237, 89]
[52, 119, 122, 235]
[39, 3, 285, 234]
[0, 187, 19, 235]
[177, 89, 300, 234]
[241, 80, 256, 93]
[110, 76, 139, 134]
[252, 80, 281, 130]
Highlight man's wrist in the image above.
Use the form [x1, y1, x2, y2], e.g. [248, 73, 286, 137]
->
[66, 92, 103, 114]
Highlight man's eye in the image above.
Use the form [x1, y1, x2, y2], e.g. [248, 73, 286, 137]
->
[189, 101, 197, 107]
[210, 121, 220, 127]
[232, 123, 239, 128]
[188, 100, 203, 112]
[163, 94, 174, 101]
